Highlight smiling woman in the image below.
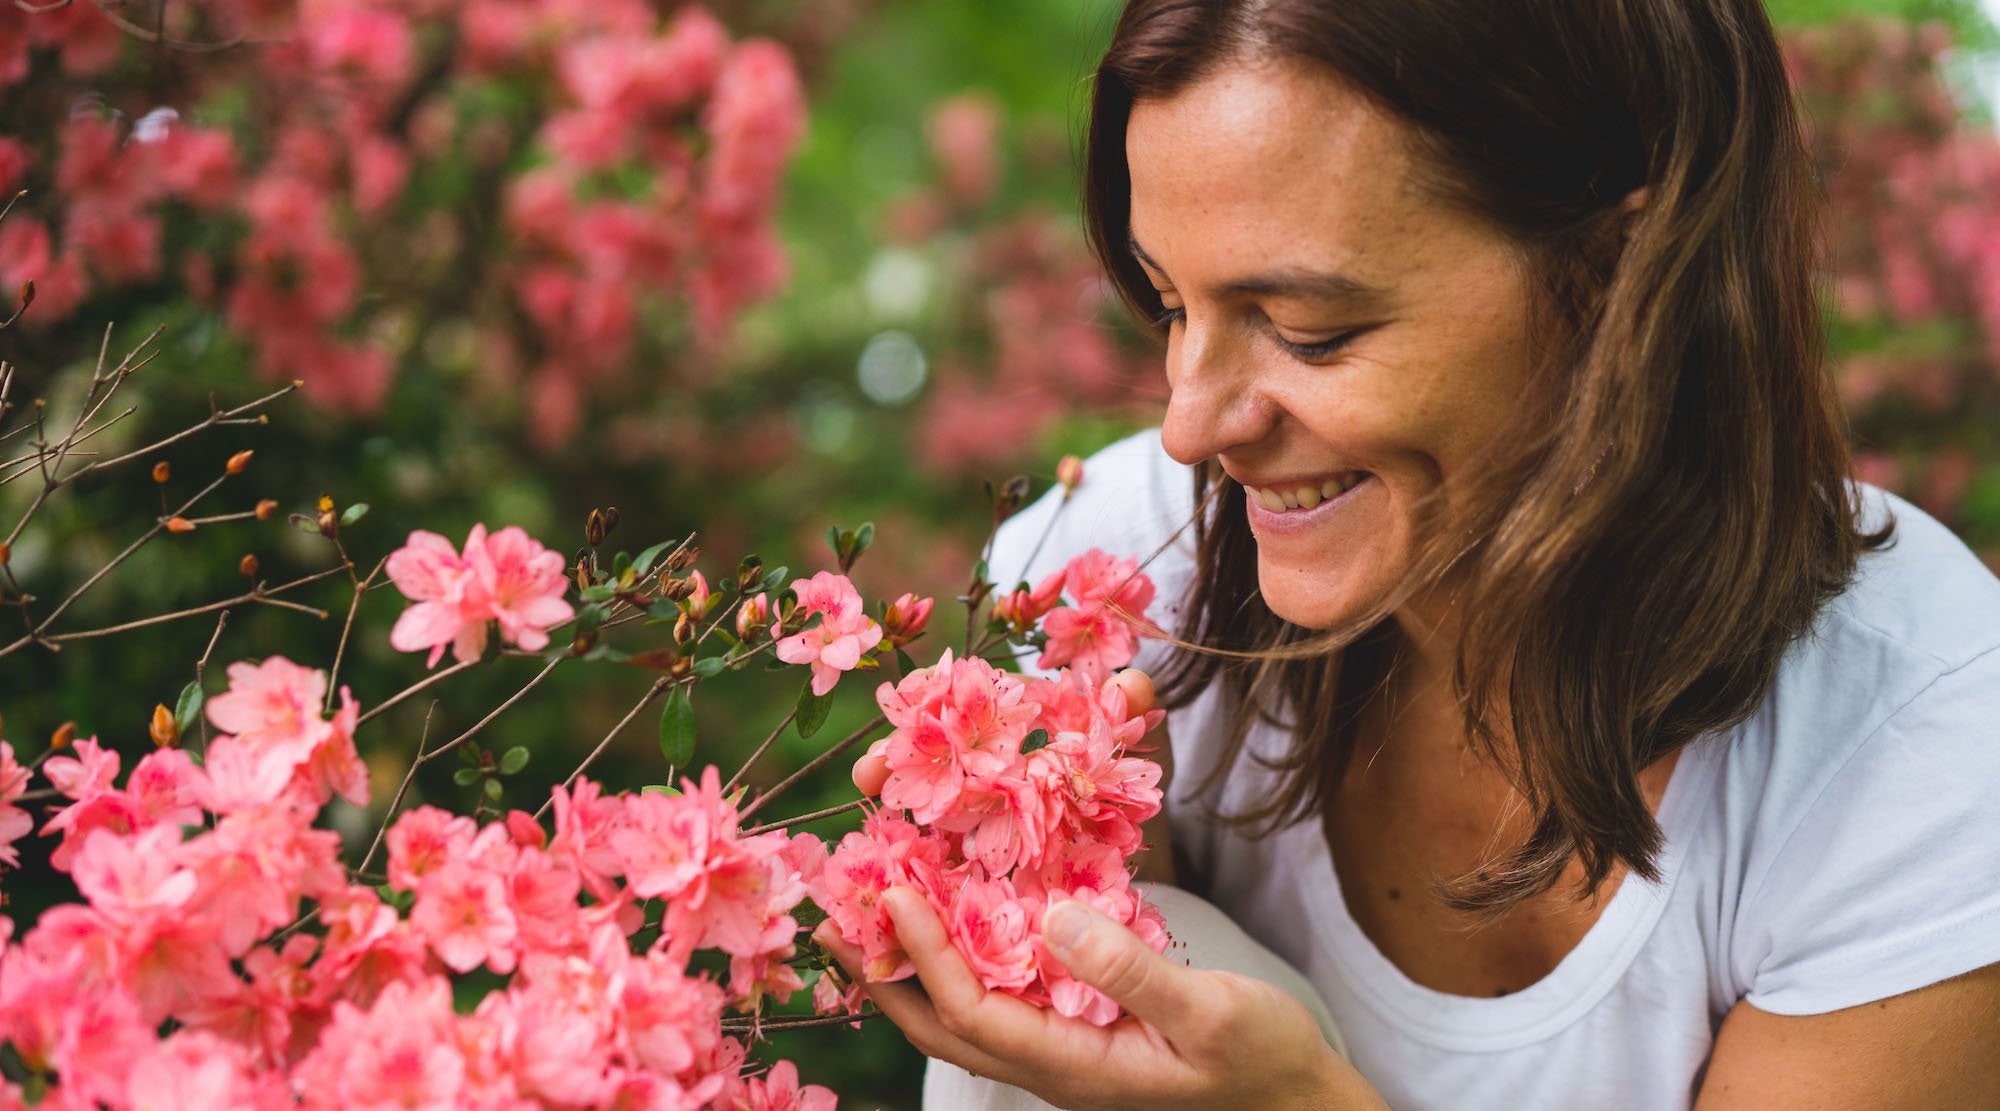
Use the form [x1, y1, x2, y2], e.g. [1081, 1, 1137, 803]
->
[819, 2, 2000, 1109]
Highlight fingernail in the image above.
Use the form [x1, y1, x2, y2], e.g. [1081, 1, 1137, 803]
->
[1044, 900, 1090, 956]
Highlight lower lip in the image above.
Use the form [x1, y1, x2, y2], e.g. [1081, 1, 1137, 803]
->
[1242, 475, 1372, 537]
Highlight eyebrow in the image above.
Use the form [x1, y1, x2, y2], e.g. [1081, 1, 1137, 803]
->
[1127, 233, 1387, 306]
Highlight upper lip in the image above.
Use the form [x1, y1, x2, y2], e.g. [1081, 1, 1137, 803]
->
[1222, 466, 1368, 490]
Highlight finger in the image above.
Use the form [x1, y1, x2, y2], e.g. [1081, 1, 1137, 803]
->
[1110, 668, 1158, 717]
[813, 919, 1017, 1080]
[1042, 898, 1202, 1035]
[881, 887, 1082, 1065]
[852, 749, 889, 796]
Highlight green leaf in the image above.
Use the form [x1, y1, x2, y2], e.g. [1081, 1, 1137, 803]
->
[499, 746, 530, 775]
[1020, 728, 1050, 753]
[795, 682, 833, 739]
[658, 688, 697, 767]
[692, 656, 725, 679]
[339, 502, 370, 527]
[824, 525, 845, 560]
[173, 681, 205, 737]
[579, 583, 618, 603]
[642, 783, 681, 796]
[453, 767, 481, 786]
[288, 513, 321, 535]
[853, 521, 875, 556]
[631, 540, 675, 577]
[645, 599, 682, 623]
[574, 602, 611, 634]
[581, 644, 631, 663]
[895, 648, 918, 674]
[483, 776, 504, 801]
[612, 551, 632, 579]
[761, 566, 790, 594]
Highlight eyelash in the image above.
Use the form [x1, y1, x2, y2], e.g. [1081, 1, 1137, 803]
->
[1152, 305, 1359, 362]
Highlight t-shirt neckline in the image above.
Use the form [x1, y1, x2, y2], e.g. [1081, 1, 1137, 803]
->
[1300, 737, 1723, 1051]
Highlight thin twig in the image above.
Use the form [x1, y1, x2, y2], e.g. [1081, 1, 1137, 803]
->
[534, 675, 674, 819]
[412, 655, 564, 768]
[358, 699, 442, 876]
[718, 1010, 884, 1034]
[742, 796, 869, 836]
[355, 657, 479, 727]
[723, 708, 796, 795]
[325, 557, 387, 712]
[738, 714, 887, 821]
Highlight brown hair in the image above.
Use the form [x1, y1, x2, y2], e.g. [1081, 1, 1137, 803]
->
[1084, 0, 1887, 912]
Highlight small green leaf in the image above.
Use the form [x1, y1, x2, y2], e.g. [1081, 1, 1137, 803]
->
[339, 502, 371, 527]
[612, 551, 632, 578]
[646, 599, 681, 623]
[581, 644, 631, 663]
[895, 648, 918, 674]
[692, 656, 725, 679]
[853, 521, 875, 555]
[173, 681, 205, 737]
[288, 513, 321, 535]
[499, 746, 530, 775]
[579, 583, 618, 603]
[632, 540, 675, 577]
[1021, 728, 1050, 753]
[761, 566, 790, 594]
[795, 682, 833, 739]
[658, 688, 697, 767]
[453, 767, 481, 786]
[574, 602, 611, 634]
[642, 783, 681, 796]
[483, 776, 504, 801]
[824, 525, 845, 560]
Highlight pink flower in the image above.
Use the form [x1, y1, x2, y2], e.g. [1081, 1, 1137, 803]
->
[1036, 550, 1159, 684]
[411, 858, 518, 974]
[775, 572, 883, 696]
[738, 1059, 837, 1111]
[294, 977, 466, 1110]
[882, 591, 935, 648]
[947, 876, 1040, 992]
[388, 524, 574, 666]
[0, 741, 30, 868]
[43, 735, 119, 800]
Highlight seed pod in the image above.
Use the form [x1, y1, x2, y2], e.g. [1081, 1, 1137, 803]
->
[255, 499, 278, 521]
[585, 509, 608, 548]
[0, 540, 10, 566]
[51, 720, 75, 749]
[239, 554, 259, 578]
[602, 506, 620, 533]
[149, 703, 178, 748]
[166, 517, 196, 533]
[225, 450, 253, 475]
[673, 611, 695, 646]
[668, 544, 700, 573]
[151, 461, 171, 483]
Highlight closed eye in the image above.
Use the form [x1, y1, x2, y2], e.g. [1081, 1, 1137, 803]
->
[1275, 329, 1362, 362]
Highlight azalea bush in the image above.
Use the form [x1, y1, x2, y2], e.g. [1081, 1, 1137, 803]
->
[0, 332, 1171, 1105]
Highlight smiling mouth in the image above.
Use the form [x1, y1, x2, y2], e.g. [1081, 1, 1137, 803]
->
[1240, 472, 1367, 512]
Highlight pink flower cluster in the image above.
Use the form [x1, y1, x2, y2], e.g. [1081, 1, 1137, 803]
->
[815, 555, 1167, 1027]
[2, 1, 803, 441]
[387, 524, 576, 667]
[0, 659, 834, 1109]
[774, 572, 885, 697]
[995, 548, 1160, 685]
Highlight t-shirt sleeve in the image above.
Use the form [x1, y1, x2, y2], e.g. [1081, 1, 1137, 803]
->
[1737, 645, 2000, 1016]
[983, 428, 1200, 678]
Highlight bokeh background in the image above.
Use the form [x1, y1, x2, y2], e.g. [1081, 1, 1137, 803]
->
[1, 0, 1996, 1105]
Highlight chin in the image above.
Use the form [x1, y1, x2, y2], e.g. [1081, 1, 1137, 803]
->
[1255, 560, 1376, 632]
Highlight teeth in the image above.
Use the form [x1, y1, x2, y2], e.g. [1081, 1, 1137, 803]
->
[1245, 473, 1364, 512]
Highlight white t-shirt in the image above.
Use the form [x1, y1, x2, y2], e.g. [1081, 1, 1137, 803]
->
[989, 429, 2000, 1111]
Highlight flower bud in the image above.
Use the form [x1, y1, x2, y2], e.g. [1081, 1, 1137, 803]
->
[673, 611, 695, 646]
[149, 703, 178, 748]
[668, 544, 700, 573]
[992, 473, 1033, 524]
[736, 555, 763, 592]
[166, 516, 196, 534]
[882, 592, 935, 648]
[315, 494, 337, 536]
[226, 450, 253, 475]
[51, 720, 75, 749]
[585, 508, 608, 548]
[684, 570, 717, 620]
[151, 461, 171, 484]
[505, 810, 548, 849]
[0, 540, 10, 566]
[735, 593, 770, 642]
[239, 554, 259, 578]
[255, 499, 278, 520]
[1056, 454, 1084, 491]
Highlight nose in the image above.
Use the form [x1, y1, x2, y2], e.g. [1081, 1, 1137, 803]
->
[1158, 317, 1273, 467]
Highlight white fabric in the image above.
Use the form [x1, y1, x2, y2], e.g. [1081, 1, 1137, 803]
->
[922, 885, 1346, 1111]
[972, 428, 2000, 1111]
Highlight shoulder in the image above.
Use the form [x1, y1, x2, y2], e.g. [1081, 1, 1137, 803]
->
[1710, 485, 2000, 1014]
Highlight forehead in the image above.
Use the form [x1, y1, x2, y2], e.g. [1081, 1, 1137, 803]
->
[1124, 58, 1425, 280]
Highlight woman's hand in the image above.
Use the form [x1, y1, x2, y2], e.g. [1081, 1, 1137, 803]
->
[814, 890, 1379, 1111]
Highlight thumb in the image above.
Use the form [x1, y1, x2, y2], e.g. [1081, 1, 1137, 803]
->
[1042, 898, 1195, 1030]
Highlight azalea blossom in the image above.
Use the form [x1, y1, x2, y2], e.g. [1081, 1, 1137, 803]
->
[775, 571, 884, 696]
[387, 524, 574, 667]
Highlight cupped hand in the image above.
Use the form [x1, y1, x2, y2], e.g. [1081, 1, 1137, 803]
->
[814, 890, 1378, 1111]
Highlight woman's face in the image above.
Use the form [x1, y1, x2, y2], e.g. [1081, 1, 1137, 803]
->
[1128, 58, 1543, 631]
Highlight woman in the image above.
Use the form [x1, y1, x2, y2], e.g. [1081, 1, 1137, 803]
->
[816, 1, 2000, 1106]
